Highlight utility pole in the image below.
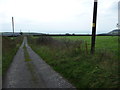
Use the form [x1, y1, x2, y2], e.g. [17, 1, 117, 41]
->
[91, 0, 98, 54]
[12, 17, 14, 37]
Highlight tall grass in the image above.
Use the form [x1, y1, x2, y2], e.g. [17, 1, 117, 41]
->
[2, 36, 23, 75]
[28, 36, 119, 88]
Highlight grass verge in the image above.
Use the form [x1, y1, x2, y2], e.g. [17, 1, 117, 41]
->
[2, 36, 23, 76]
[28, 36, 119, 88]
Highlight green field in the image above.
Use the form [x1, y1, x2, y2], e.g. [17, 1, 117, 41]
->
[28, 36, 119, 88]
[53, 36, 118, 54]
[32, 36, 118, 54]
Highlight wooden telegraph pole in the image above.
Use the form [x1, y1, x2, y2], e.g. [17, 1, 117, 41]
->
[91, 0, 98, 54]
[12, 17, 14, 37]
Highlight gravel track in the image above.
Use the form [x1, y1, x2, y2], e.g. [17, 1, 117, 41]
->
[3, 37, 76, 89]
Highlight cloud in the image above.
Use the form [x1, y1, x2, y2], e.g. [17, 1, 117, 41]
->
[0, 0, 119, 33]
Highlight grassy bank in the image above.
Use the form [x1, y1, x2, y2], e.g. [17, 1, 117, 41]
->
[2, 36, 23, 75]
[28, 36, 119, 88]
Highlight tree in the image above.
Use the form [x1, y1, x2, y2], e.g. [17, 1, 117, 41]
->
[20, 32, 23, 35]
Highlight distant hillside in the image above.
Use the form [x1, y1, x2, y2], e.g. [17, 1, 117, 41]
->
[97, 29, 120, 36]
[108, 29, 120, 35]
[2, 29, 120, 36]
[2, 32, 43, 36]
[2, 32, 20, 36]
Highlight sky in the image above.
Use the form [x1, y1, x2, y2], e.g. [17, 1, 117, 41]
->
[0, 0, 119, 34]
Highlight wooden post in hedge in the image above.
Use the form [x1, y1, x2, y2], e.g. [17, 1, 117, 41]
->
[91, 0, 98, 54]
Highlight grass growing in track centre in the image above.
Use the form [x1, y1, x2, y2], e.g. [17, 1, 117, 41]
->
[23, 45, 31, 62]
[28, 36, 119, 88]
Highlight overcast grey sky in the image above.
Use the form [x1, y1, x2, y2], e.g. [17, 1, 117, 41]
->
[0, 0, 119, 34]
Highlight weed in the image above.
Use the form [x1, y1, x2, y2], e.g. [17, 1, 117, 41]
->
[23, 45, 31, 62]
[26, 62, 38, 83]
[28, 36, 119, 88]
